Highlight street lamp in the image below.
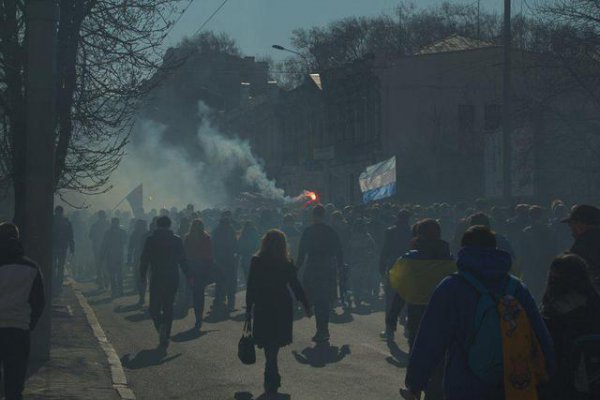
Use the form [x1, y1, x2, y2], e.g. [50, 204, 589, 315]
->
[272, 44, 311, 68]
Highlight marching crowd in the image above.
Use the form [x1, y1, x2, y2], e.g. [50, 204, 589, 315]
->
[2, 198, 600, 399]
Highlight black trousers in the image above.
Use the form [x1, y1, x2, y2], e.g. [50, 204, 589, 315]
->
[52, 249, 67, 295]
[314, 296, 331, 334]
[149, 277, 178, 338]
[384, 280, 405, 332]
[0, 328, 30, 400]
[215, 264, 237, 308]
[108, 265, 123, 297]
[264, 345, 281, 389]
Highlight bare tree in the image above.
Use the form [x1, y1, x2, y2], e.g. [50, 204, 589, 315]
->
[0, 0, 190, 221]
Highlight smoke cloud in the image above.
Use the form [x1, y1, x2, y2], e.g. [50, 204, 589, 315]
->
[77, 101, 288, 213]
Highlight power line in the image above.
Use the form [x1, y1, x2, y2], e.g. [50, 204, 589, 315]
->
[193, 0, 231, 36]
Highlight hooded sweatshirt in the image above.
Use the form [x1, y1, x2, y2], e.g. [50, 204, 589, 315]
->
[406, 246, 556, 400]
[0, 239, 45, 330]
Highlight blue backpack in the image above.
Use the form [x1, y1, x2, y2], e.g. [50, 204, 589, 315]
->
[458, 270, 519, 385]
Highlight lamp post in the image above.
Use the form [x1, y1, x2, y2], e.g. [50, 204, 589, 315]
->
[272, 44, 311, 71]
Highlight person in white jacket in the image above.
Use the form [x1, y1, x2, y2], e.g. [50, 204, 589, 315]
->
[0, 222, 45, 400]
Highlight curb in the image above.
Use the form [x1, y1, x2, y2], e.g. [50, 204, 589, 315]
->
[70, 281, 136, 400]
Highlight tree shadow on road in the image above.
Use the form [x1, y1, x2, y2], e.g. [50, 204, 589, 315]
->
[385, 340, 409, 368]
[234, 391, 291, 400]
[171, 328, 217, 343]
[292, 342, 350, 368]
[121, 347, 182, 370]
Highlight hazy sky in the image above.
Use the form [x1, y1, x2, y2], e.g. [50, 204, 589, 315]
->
[165, 0, 519, 60]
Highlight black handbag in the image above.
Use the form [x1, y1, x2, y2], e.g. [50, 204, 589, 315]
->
[238, 319, 256, 365]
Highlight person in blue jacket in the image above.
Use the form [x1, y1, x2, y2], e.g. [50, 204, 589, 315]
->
[403, 225, 556, 400]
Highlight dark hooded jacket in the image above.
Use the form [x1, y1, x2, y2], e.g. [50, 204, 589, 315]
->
[571, 227, 600, 288]
[140, 228, 188, 283]
[406, 246, 556, 400]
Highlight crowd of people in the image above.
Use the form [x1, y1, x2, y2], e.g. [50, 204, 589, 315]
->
[3, 197, 600, 399]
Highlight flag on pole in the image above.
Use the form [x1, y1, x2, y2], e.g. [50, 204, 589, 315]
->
[359, 156, 397, 203]
[126, 184, 144, 217]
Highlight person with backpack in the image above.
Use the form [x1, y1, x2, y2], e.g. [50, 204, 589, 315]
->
[541, 254, 600, 399]
[402, 225, 556, 400]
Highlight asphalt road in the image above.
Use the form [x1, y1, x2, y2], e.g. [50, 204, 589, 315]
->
[80, 280, 409, 400]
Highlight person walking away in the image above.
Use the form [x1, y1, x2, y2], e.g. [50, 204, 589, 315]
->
[140, 216, 188, 348]
[212, 214, 238, 314]
[296, 205, 343, 343]
[184, 219, 214, 330]
[541, 254, 600, 399]
[521, 206, 558, 303]
[396, 219, 453, 350]
[237, 221, 260, 284]
[379, 210, 412, 340]
[246, 230, 311, 395]
[402, 226, 556, 400]
[53, 206, 74, 295]
[0, 222, 45, 400]
[100, 218, 127, 299]
[562, 205, 600, 289]
[89, 210, 109, 290]
[347, 219, 376, 307]
[128, 219, 148, 306]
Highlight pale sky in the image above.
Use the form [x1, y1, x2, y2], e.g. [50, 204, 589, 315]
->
[165, 0, 523, 60]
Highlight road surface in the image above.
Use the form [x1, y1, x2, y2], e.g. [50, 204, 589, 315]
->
[80, 280, 409, 400]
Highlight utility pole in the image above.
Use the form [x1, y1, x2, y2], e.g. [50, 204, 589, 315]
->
[502, 0, 512, 202]
[25, 0, 59, 361]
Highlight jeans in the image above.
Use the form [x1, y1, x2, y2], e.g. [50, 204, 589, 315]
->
[52, 249, 67, 295]
[385, 281, 405, 332]
[314, 296, 331, 334]
[108, 265, 123, 298]
[264, 345, 281, 390]
[191, 282, 206, 324]
[0, 328, 30, 400]
[149, 277, 178, 338]
[215, 264, 237, 309]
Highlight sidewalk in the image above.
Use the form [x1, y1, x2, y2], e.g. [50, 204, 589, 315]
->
[22, 284, 121, 400]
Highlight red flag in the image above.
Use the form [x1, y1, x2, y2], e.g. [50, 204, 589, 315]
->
[126, 184, 144, 217]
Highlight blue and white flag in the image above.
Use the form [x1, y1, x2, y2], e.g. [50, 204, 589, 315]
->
[359, 156, 397, 203]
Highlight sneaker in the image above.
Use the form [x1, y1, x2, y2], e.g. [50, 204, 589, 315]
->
[311, 331, 330, 343]
[379, 329, 395, 341]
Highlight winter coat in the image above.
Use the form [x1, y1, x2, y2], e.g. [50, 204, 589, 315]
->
[246, 256, 308, 348]
[54, 215, 74, 253]
[297, 223, 344, 302]
[347, 232, 376, 280]
[100, 226, 127, 270]
[379, 223, 412, 275]
[140, 228, 188, 284]
[212, 223, 238, 270]
[405, 246, 556, 400]
[542, 294, 600, 399]
[570, 227, 600, 289]
[184, 232, 214, 285]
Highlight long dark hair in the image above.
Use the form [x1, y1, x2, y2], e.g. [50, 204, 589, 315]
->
[257, 229, 290, 264]
[542, 254, 600, 312]
[187, 219, 206, 239]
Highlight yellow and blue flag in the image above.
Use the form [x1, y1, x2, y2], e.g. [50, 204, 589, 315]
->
[389, 258, 457, 305]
